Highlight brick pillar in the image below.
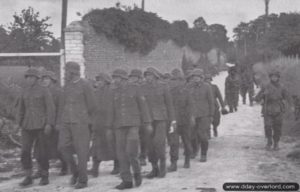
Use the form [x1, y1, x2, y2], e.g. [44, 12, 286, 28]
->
[64, 21, 85, 79]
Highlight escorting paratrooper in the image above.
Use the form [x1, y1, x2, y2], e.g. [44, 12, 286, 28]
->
[255, 70, 293, 151]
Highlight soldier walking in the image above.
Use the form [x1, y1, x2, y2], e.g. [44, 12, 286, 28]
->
[205, 74, 227, 137]
[109, 69, 151, 190]
[167, 69, 192, 172]
[225, 67, 240, 112]
[56, 62, 96, 189]
[16, 68, 55, 187]
[188, 69, 214, 162]
[89, 73, 119, 177]
[240, 67, 255, 106]
[141, 67, 176, 178]
[32, 71, 68, 180]
[255, 70, 292, 151]
[128, 69, 148, 166]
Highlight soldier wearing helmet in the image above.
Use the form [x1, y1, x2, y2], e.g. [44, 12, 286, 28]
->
[255, 69, 293, 151]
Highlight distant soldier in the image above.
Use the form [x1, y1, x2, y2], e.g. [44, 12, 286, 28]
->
[188, 69, 214, 162]
[292, 95, 300, 121]
[32, 71, 68, 179]
[225, 67, 240, 112]
[128, 69, 148, 166]
[56, 62, 96, 189]
[255, 70, 293, 151]
[205, 74, 227, 137]
[89, 73, 119, 177]
[240, 67, 255, 106]
[142, 67, 176, 178]
[16, 68, 55, 187]
[167, 68, 192, 172]
[109, 69, 151, 190]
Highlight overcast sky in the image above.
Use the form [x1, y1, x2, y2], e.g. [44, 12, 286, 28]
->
[1, 0, 300, 38]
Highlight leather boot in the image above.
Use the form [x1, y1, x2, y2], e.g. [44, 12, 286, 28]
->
[88, 160, 100, 178]
[134, 173, 142, 187]
[32, 169, 42, 179]
[146, 163, 159, 179]
[265, 138, 272, 150]
[273, 142, 279, 151]
[74, 182, 87, 189]
[213, 127, 218, 137]
[167, 161, 177, 172]
[183, 156, 190, 168]
[70, 174, 78, 186]
[39, 177, 49, 186]
[200, 155, 207, 163]
[19, 170, 33, 187]
[158, 159, 166, 178]
[115, 181, 133, 190]
[110, 160, 120, 175]
[59, 161, 68, 176]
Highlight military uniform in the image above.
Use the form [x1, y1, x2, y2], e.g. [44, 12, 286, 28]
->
[205, 74, 226, 137]
[109, 69, 151, 189]
[225, 68, 240, 112]
[255, 71, 291, 150]
[90, 73, 117, 177]
[142, 67, 176, 178]
[16, 68, 55, 186]
[167, 69, 192, 171]
[57, 62, 96, 188]
[188, 69, 215, 162]
[33, 71, 68, 179]
[240, 69, 255, 105]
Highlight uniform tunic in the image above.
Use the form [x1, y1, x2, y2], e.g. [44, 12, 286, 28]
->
[90, 84, 115, 161]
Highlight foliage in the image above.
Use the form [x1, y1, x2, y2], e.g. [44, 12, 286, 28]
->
[0, 7, 60, 72]
[233, 12, 300, 67]
[83, 6, 228, 55]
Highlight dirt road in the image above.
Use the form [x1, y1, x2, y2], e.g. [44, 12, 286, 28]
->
[0, 72, 299, 192]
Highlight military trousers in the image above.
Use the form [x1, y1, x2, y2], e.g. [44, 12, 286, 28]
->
[115, 126, 140, 182]
[168, 125, 192, 162]
[58, 122, 90, 184]
[139, 125, 147, 160]
[195, 117, 210, 156]
[212, 108, 221, 129]
[21, 129, 49, 176]
[264, 114, 283, 143]
[148, 120, 167, 164]
[241, 85, 254, 104]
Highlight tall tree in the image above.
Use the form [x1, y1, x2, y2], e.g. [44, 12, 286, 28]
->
[193, 17, 208, 31]
[7, 7, 54, 52]
[208, 24, 228, 64]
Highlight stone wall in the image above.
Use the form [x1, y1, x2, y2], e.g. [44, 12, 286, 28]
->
[64, 21, 223, 80]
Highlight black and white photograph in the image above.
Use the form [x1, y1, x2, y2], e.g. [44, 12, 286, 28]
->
[0, 0, 300, 191]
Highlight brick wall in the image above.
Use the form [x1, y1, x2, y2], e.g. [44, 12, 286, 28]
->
[65, 21, 223, 80]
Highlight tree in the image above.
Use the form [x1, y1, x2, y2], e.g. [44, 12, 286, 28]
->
[170, 20, 188, 47]
[193, 17, 208, 31]
[0, 7, 60, 71]
[7, 7, 54, 52]
[208, 24, 228, 64]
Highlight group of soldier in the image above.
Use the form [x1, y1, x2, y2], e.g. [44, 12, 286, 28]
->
[15, 61, 229, 190]
[15, 60, 292, 190]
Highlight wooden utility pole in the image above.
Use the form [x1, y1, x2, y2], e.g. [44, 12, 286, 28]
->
[60, 0, 68, 86]
[141, 0, 145, 11]
[61, 0, 68, 49]
[264, 0, 270, 62]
